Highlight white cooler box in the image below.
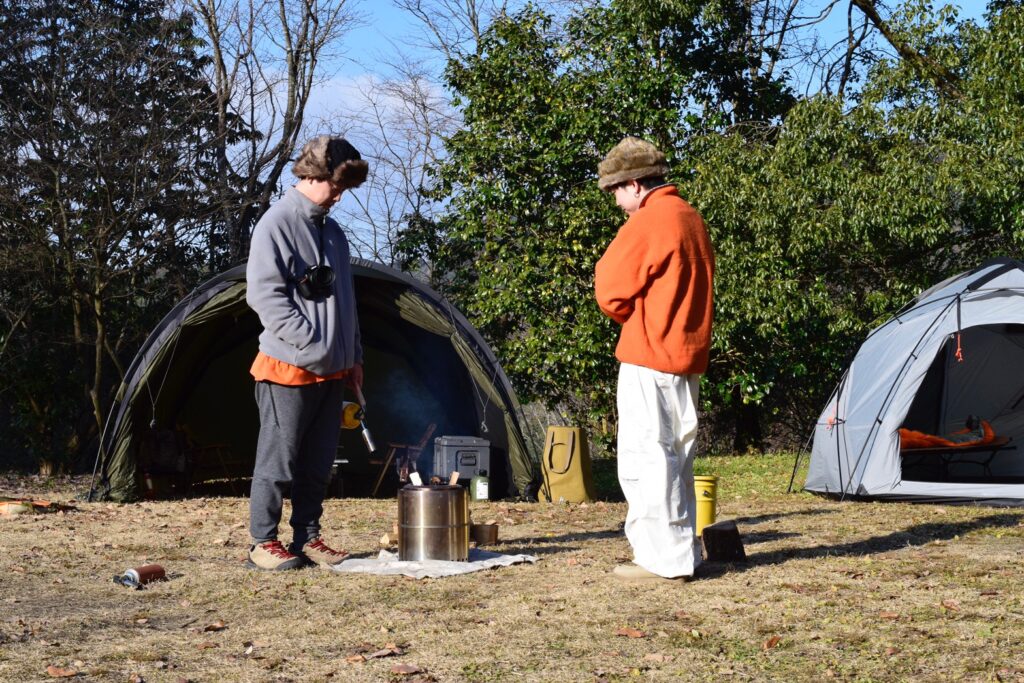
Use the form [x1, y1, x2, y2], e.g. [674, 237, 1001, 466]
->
[433, 436, 490, 483]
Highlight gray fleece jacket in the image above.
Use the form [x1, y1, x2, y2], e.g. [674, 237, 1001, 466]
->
[246, 187, 363, 376]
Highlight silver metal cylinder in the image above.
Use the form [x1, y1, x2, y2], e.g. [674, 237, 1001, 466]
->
[361, 424, 376, 453]
[397, 485, 470, 561]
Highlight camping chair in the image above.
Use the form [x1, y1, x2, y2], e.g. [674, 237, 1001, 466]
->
[371, 423, 437, 496]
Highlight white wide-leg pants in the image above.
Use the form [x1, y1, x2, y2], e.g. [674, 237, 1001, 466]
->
[616, 362, 701, 578]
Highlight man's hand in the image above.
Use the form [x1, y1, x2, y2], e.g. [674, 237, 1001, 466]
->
[346, 362, 364, 391]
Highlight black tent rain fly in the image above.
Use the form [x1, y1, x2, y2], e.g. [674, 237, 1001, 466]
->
[91, 259, 537, 501]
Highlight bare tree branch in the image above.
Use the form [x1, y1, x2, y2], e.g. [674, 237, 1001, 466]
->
[325, 54, 458, 263]
[183, 0, 360, 265]
[850, 0, 962, 98]
[837, 1, 871, 99]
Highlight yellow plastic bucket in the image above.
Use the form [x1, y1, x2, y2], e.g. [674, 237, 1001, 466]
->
[694, 475, 718, 536]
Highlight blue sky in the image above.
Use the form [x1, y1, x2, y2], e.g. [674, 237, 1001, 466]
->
[333, 0, 990, 81]
[333, 2, 442, 79]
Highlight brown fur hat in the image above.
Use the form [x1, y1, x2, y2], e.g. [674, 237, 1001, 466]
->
[292, 136, 369, 188]
[597, 137, 669, 191]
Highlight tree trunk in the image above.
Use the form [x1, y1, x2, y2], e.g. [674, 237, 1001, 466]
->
[731, 386, 764, 453]
[89, 282, 105, 439]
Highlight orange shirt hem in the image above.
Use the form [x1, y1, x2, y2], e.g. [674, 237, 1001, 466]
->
[250, 351, 348, 386]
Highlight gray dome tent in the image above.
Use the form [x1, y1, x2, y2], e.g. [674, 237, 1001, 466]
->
[92, 259, 537, 502]
[806, 258, 1024, 503]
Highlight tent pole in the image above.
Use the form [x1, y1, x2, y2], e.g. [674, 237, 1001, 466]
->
[840, 295, 960, 499]
[835, 385, 845, 500]
[790, 372, 845, 494]
[786, 429, 815, 493]
[87, 447, 102, 503]
[87, 404, 118, 502]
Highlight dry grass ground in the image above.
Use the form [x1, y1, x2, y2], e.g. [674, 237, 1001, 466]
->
[2, 453, 1024, 682]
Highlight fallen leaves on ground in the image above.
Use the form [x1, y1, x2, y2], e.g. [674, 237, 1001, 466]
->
[367, 643, 407, 659]
[615, 627, 646, 638]
[643, 653, 673, 663]
[45, 665, 78, 678]
[345, 641, 408, 664]
[391, 662, 425, 675]
[6, 462, 1024, 682]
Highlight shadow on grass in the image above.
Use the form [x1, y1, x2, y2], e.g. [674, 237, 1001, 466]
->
[699, 512, 1024, 580]
[741, 530, 800, 545]
[497, 529, 623, 557]
[732, 508, 831, 526]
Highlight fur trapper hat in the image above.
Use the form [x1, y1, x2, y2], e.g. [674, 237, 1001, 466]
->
[597, 136, 669, 191]
[292, 136, 369, 188]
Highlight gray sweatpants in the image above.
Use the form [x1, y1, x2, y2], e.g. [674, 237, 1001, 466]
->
[249, 380, 345, 548]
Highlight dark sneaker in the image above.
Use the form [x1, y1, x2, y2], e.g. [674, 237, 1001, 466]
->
[247, 540, 305, 571]
[298, 537, 349, 567]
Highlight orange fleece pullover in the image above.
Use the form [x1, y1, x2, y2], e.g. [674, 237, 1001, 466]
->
[595, 185, 714, 375]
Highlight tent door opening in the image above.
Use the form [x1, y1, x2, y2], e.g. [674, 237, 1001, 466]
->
[900, 323, 1024, 484]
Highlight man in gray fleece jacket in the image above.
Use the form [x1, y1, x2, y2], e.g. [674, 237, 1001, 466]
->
[245, 136, 368, 571]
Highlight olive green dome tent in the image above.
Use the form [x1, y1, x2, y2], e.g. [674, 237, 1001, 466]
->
[90, 259, 537, 501]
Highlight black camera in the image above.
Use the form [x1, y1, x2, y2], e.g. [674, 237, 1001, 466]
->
[296, 264, 335, 300]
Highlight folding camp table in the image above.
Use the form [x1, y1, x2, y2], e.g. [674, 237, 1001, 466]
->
[901, 437, 1015, 480]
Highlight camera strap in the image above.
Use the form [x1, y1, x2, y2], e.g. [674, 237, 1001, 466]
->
[314, 215, 327, 268]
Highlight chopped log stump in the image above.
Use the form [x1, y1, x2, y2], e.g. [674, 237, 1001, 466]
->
[701, 519, 747, 562]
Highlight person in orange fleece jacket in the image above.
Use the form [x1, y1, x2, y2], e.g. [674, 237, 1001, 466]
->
[594, 136, 714, 582]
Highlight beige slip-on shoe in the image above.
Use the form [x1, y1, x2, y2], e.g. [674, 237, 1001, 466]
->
[612, 563, 691, 582]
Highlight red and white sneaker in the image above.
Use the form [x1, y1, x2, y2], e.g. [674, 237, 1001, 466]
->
[297, 537, 349, 567]
[247, 540, 305, 571]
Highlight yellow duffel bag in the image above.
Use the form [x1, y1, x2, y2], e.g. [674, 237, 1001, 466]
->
[539, 426, 596, 503]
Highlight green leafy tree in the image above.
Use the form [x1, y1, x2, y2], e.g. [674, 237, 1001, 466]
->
[399, 0, 796, 444]
[688, 1, 1024, 446]
[404, 0, 1024, 454]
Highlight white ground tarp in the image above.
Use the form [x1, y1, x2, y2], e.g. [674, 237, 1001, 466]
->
[330, 549, 537, 579]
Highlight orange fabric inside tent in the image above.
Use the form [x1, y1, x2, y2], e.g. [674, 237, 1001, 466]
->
[899, 420, 996, 450]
